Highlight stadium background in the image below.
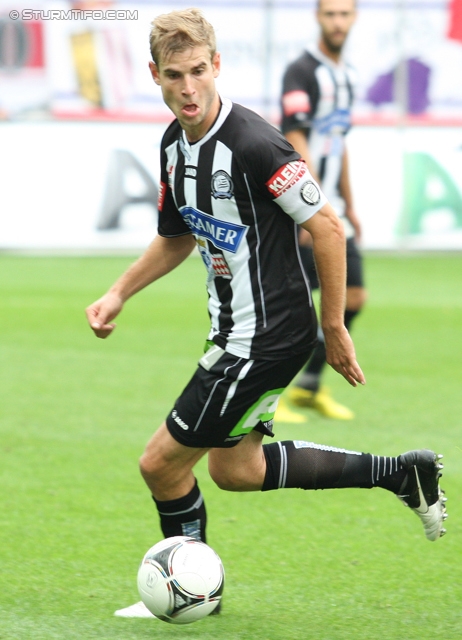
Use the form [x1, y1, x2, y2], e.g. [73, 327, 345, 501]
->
[1, 0, 462, 252]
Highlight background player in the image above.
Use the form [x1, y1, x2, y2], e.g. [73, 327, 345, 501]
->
[281, 0, 366, 420]
[85, 7, 446, 618]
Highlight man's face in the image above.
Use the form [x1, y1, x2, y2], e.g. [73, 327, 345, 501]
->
[149, 45, 221, 142]
[317, 0, 356, 54]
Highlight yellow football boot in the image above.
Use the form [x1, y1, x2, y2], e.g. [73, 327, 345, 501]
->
[274, 397, 307, 423]
[288, 386, 354, 420]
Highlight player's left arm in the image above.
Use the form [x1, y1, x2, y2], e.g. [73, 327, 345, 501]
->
[339, 147, 362, 243]
[300, 204, 365, 387]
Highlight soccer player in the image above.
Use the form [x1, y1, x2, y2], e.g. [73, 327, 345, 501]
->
[85, 8, 447, 618]
[281, 0, 366, 420]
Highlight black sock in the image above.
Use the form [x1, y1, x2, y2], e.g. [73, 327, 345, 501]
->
[344, 308, 359, 332]
[262, 441, 407, 493]
[302, 336, 326, 384]
[153, 479, 207, 542]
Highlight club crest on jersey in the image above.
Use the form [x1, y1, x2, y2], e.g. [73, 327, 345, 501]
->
[211, 170, 234, 200]
[300, 181, 321, 205]
[180, 206, 247, 254]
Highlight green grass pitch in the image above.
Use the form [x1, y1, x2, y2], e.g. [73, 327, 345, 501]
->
[0, 253, 461, 639]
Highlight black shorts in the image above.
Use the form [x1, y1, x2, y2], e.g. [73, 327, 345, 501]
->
[300, 237, 364, 290]
[165, 346, 311, 448]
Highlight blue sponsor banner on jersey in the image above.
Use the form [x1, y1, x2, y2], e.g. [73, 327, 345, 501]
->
[180, 206, 247, 254]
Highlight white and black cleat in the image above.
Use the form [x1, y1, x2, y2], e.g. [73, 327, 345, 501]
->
[397, 449, 447, 541]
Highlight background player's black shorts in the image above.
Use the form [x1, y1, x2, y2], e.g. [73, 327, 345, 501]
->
[166, 346, 311, 449]
[300, 237, 364, 289]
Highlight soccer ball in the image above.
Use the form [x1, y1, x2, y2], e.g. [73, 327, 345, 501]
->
[137, 536, 225, 624]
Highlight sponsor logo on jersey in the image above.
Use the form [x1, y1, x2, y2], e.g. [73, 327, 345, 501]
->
[314, 108, 351, 135]
[171, 409, 189, 431]
[282, 90, 311, 116]
[185, 165, 197, 178]
[266, 160, 307, 198]
[211, 170, 234, 199]
[158, 181, 166, 211]
[180, 206, 247, 254]
[300, 180, 321, 205]
[211, 254, 232, 278]
[197, 240, 232, 280]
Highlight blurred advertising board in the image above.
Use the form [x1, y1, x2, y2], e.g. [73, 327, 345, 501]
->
[1, 122, 461, 252]
[0, 1, 461, 124]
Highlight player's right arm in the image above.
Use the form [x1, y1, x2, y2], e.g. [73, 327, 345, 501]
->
[86, 233, 195, 339]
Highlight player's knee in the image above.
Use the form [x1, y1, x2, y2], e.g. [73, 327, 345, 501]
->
[209, 462, 244, 491]
[139, 450, 163, 483]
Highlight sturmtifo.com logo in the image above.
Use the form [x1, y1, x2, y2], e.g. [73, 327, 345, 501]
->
[9, 9, 138, 21]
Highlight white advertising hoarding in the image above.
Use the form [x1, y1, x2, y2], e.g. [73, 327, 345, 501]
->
[1, 122, 461, 252]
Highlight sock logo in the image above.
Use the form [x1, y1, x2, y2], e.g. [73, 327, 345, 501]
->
[293, 441, 361, 455]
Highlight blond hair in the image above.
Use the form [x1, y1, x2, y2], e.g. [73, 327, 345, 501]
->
[149, 8, 216, 66]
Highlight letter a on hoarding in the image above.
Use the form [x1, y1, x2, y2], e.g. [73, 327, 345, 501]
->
[97, 149, 158, 230]
[398, 152, 462, 236]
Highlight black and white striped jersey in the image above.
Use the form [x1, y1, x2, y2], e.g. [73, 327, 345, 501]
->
[281, 45, 356, 237]
[157, 98, 327, 361]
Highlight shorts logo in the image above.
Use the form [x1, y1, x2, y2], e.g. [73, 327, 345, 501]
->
[211, 170, 234, 199]
[180, 206, 247, 254]
[171, 409, 189, 431]
[266, 160, 307, 198]
[300, 181, 321, 205]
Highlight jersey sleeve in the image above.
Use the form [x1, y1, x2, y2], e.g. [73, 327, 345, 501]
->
[280, 56, 318, 135]
[157, 143, 191, 238]
[239, 122, 327, 225]
[266, 159, 327, 224]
